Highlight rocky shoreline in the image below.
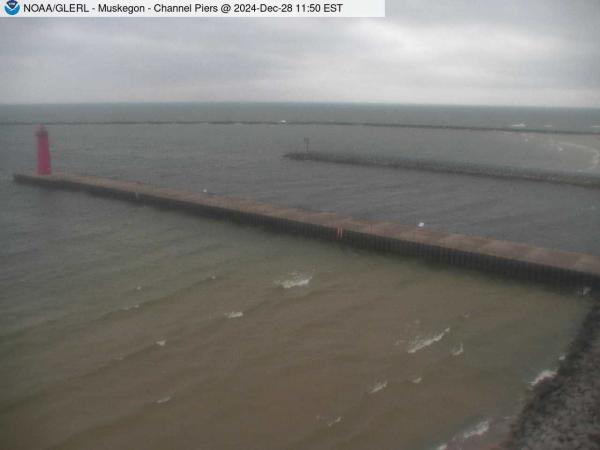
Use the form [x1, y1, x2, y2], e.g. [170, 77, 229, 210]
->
[502, 295, 600, 450]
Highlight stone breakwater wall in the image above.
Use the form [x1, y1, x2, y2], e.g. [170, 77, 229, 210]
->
[285, 151, 600, 189]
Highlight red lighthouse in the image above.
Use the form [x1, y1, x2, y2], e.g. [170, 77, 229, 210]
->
[36, 125, 52, 175]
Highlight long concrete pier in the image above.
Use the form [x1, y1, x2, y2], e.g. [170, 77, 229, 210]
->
[286, 151, 600, 189]
[13, 172, 600, 288]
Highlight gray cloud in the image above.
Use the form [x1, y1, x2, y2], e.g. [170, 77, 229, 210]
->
[1, 0, 599, 106]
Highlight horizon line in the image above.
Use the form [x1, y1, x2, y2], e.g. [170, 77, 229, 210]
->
[1, 100, 599, 110]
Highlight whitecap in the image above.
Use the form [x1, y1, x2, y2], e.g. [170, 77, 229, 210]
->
[558, 141, 600, 169]
[136, 285, 142, 291]
[368, 380, 388, 394]
[451, 343, 464, 356]
[122, 303, 140, 311]
[407, 327, 451, 354]
[511, 123, 526, 128]
[276, 272, 312, 289]
[591, 125, 600, 129]
[558, 354, 566, 361]
[225, 311, 244, 319]
[156, 396, 171, 404]
[156, 340, 167, 347]
[418, 222, 425, 228]
[327, 416, 342, 427]
[434, 444, 448, 450]
[530, 369, 557, 387]
[411, 377, 422, 384]
[590, 150, 600, 169]
[462, 419, 490, 439]
[577, 286, 592, 297]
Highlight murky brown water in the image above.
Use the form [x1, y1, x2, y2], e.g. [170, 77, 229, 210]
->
[0, 190, 589, 450]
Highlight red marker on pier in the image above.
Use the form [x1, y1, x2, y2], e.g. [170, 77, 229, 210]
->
[36, 125, 52, 175]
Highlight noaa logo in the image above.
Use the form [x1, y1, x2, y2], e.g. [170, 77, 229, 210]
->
[4, 0, 20, 15]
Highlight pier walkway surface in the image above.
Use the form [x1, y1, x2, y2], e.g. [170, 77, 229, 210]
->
[13, 172, 600, 289]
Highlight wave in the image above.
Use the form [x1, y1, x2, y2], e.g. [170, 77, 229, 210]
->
[316, 414, 342, 427]
[121, 303, 141, 311]
[368, 380, 388, 394]
[433, 418, 493, 449]
[407, 327, 451, 354]
[451, 343, 464, 356]
[590, 149, 600, 170]
[462, 419, 490, 439]
[327, 416, 342, 427]
[559, 141, 600, 170]
[275, 272, 312, 289]
[2, 338, 173, 412]
[530, 369, 557, 387]
[576, 286, 592, 297]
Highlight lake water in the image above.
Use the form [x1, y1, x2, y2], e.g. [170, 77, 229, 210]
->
[0, 103, 598, 449]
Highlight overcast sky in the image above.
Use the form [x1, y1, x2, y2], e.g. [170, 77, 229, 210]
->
[1, 0, 599, 106]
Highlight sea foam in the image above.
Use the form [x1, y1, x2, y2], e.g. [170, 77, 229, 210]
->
[407, 327, 451, 354]
[462, 419, 490, 439]
[368, 380, 388, 394]
[530, 369, 557, 387]
[327, 416, 342, 427]
[451, 343, 464, 356]
[276, 272, 312, 289]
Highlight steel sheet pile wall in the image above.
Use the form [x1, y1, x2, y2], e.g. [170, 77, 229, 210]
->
[14, 172, 600, 288]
